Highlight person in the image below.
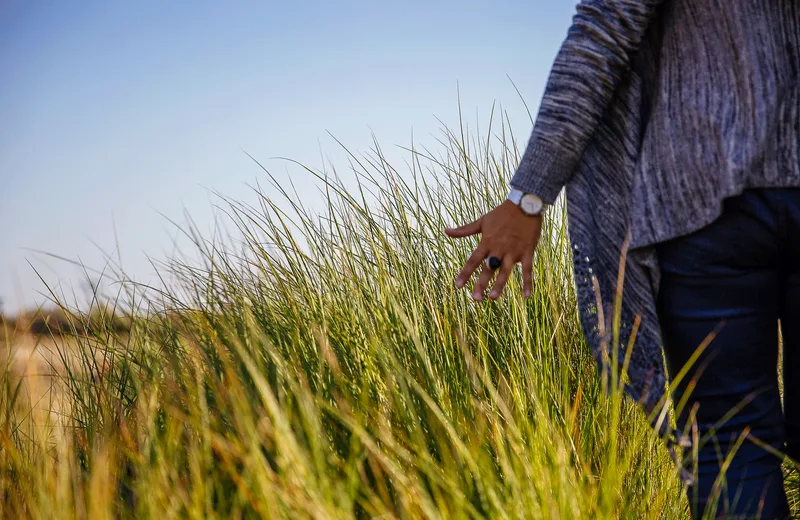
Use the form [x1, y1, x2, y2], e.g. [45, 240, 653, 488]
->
[445, 1, 800, 518]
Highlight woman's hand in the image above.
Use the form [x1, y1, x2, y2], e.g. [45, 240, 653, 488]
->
[445, 200, 543, 301]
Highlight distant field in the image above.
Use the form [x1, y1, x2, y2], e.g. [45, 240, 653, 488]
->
[2, 317, 122, 434]
[4, 330, 72, 426]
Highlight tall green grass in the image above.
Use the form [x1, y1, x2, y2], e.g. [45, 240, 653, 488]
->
[0, 112, 693, 518]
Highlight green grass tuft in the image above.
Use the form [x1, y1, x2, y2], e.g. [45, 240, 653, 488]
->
[0, 111, 708, 519]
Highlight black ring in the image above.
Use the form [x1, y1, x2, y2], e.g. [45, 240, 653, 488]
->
[485, 256, 502, 270]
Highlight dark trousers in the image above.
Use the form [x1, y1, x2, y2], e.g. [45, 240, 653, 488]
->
[657, 189, 800, 519]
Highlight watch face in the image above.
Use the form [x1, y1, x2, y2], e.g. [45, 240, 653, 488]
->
[520, 194, 543, 215]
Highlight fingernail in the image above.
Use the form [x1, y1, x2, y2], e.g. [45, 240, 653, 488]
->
[524, 289, 531, 297]
[455, 278, 463, 288]
[489, 292, 498, 299]
[473, 291, 482, 301]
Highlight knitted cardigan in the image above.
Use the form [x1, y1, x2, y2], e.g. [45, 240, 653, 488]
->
[512, 2, 800, 464]
[511, 0, 800, 460]
[511, 0, 674, 439]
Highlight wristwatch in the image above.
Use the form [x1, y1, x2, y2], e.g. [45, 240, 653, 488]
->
[507, 188, 545, 216]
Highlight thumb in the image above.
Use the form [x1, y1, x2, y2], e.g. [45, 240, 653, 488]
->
[445, 216, 483, 238]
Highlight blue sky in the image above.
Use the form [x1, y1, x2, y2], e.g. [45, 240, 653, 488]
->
[0, 1, 574, 313]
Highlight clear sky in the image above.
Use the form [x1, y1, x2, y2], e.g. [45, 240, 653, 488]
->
[0, 1, 574, 313]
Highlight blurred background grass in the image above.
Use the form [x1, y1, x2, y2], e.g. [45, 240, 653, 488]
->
[0, 113, 748, 519]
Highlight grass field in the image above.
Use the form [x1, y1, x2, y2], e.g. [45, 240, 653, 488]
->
[2, 118, 796, 518]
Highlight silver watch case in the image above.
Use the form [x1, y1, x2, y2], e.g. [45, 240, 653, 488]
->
[508, 188, 544, 216]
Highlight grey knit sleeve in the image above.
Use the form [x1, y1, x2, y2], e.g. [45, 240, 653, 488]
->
[510, 0, 665, 203]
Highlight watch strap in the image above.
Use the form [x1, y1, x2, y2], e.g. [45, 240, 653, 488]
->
[507, 188, 525, 205]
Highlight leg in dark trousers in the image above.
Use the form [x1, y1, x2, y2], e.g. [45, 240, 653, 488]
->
[656, 189, 800, 519]
[780, 191, 800, 467]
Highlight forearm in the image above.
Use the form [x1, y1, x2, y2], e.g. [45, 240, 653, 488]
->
[510, 0, 665, 203]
